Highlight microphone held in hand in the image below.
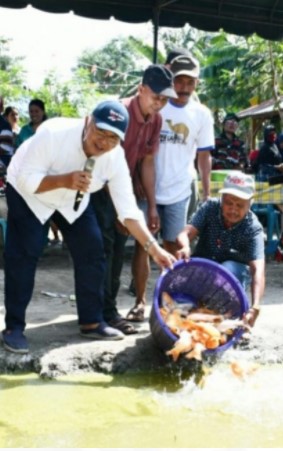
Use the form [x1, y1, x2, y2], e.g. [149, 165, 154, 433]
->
[73, 158, 95, 211]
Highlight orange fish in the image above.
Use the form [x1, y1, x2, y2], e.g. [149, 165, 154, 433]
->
[185, 342, 206, 361]
[161, 292, 176, 312]
[161, 294, 244, 363]
[216, 319, 248, 334]
[166, 330, 193, 362]
[230, 360, 260, 379]
[164, 310, 184, 335]
[186, 312, 224, 323]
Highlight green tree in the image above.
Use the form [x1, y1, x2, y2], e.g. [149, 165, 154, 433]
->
[0, 36, 27, 101]
[75, 37, 146, 96]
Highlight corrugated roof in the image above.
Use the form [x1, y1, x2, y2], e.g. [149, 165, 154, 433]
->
[237, 96, 283, 119]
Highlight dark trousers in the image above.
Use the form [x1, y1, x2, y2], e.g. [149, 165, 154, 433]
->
[91, 189, 128, 321]
[4, 184, 105, 331]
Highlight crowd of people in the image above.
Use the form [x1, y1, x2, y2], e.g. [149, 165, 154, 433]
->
[0, 47, 280, 354]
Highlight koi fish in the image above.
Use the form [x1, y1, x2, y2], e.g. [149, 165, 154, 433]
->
[166, 330, 193, 362]
[160, 291, 245, 363]
[230, 360, 259, 379]
[216, 319, 250, 334]
[161, 292, 194, 317]
[185, 342, 206, 361]
[161, 292, 176, 312]
[186, 312, 224, 323]
[165, 310, 184, 335]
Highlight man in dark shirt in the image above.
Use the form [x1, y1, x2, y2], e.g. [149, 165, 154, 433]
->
[212, 112, 248, 171]
[176, 172, 265, 327]
[91, 65, 177, 333]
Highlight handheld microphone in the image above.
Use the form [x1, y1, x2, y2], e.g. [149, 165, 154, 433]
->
[73, 158, 95, 211]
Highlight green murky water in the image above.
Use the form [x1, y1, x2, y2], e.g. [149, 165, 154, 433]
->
[0, 365, 283, 448]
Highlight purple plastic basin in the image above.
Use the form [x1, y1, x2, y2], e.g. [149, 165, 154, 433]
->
[149, 258, 249, 355]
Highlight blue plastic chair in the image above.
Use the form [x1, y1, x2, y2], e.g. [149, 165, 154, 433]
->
[251, 203, 281, 255]
[0, 218, 7, 244]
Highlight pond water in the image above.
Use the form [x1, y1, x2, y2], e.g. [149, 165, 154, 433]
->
[1, 365, 283, 448]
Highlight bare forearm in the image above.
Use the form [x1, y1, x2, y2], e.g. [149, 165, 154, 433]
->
[251, 264, 265, 307]
[244, 259, 265, 327]
[140, 157, 156, 208]
[124, 218, 154, 246]
[35, 171, 91, 194]
[176, 225, 199, 260]
[197, 151, 212, 200]
[35, 175, 70, 193]
[124, 218, 176, 268]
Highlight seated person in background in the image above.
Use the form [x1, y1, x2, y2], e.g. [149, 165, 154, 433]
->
[3, 106, 20, 139]
[254, 124, 283, 181]
[16, 98, 47, 148]
[176, 172, 265, 328]
[212, 112, 248, 171]
[0, 96, 14, 168]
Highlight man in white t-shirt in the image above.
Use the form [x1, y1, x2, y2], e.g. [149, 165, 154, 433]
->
[1, 100, 176, 354]
[155, 54, 215, 255]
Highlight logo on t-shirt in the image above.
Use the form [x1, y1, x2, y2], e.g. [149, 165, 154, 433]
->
[160, 120, 190, 144]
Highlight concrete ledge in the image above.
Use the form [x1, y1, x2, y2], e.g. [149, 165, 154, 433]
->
[1, 249, 283, 378]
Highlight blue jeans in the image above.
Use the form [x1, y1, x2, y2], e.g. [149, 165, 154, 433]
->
[222, 260, 250, 291]
[4, 184, 106, 331]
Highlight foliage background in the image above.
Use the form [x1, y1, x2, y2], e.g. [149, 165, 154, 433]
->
[1, 27, 283, 145]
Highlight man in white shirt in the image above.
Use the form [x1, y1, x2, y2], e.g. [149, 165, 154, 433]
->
[2, 100, 176, 354]
[155, 54, 214, 255]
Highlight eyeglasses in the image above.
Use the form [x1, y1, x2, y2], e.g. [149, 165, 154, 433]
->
[95, 127, 120, 146]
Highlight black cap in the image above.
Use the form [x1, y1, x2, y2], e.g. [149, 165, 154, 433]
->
[170, 55, 200, 79]
[142, 64, 177, 99]
[165, 47, 191, 65]
[223, 113, 239, 123]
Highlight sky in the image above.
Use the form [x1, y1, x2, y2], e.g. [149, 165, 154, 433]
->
[0, 5, 152, 88]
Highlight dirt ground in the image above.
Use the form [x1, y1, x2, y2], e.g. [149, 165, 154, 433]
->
[0, 241, 283, 379]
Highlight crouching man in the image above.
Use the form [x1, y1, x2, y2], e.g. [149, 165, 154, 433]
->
[176, 172, 265, 327]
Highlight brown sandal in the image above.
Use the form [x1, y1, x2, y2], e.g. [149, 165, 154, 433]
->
[126, 306, 145, 322]
[108, 318, 138, 335]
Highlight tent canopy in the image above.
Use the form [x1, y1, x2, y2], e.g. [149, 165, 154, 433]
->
[1, 0, 283, 42]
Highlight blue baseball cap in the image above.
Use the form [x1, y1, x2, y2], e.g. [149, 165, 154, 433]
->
[92, 100, 129, 140]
